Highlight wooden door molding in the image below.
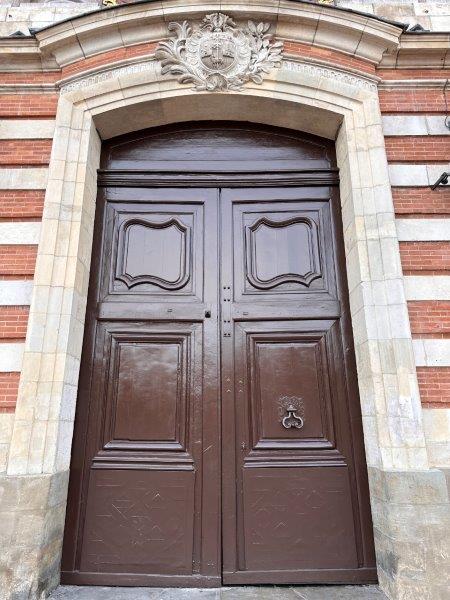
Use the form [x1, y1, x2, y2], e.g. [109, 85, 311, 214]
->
[62, 122, 375, 587]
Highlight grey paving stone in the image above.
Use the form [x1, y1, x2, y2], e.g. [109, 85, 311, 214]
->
[221, 586, 299, 600]
[49, 586, 387, 600]
[290, 585, 388, 600]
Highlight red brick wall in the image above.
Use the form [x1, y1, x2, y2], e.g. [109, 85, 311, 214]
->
[0, 306, 29, 341]
[417, 367, 450, 409]
[0, 94, 58, 117]
[400, 242, 450, 275]
[408, 301, 450, 338]
[379, 89, 450, 113]
[385, 136, 450, 163]
[393, 188, 450, 217]
[0, 190, 44, 220]
[0, 140, 52, 166]
[0, 372, 20, 413]
[0, 246, 37, 278]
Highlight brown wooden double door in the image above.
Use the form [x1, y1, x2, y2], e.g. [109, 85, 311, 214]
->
[62, 124, 376, 587]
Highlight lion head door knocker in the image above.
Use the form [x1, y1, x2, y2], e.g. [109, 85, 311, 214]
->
[155, 13, 284, 92]
[278, 396, 304, 430]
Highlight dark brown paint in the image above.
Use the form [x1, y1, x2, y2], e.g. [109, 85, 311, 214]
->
[61, 122, 376, 587]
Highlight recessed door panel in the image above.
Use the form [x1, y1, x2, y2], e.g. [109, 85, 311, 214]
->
[232, 198, 337, 304]
[244, 324, 336, 449]
[242, 467, 357, 571]
[80, 469, 195, 574]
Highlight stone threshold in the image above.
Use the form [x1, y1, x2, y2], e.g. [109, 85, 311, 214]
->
[50, 585, 388, 600]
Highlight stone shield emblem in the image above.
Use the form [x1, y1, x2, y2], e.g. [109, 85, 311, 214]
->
[156, 13, 283, 92]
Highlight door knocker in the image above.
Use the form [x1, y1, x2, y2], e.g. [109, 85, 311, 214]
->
[278, 396, 305, 430]
[282, 404, 304, 429]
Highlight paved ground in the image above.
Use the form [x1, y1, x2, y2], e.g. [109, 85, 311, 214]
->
[50, 585, 388, 599]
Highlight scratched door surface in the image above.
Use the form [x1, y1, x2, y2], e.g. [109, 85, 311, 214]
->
[62, 123, 375, 586]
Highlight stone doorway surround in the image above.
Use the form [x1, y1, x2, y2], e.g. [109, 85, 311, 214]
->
[0, 2, 448, 599]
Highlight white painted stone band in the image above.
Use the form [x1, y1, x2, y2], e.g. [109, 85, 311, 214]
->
[0, 280, 33, 306]
[413, 338, 450, 367]
[0, 222, 41, 245]
[382, 115, 450, 137]
[0, 168, 48, 190]
[388, 163, 450, 187]
[396, 219, 450, 241]
[404, 276, 450, 300]
[0, 120, 55, 140]
[423, 408, 450, 468]
[0, 343, 24, 372]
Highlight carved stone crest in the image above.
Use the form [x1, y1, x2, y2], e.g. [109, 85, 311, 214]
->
[155, 13, 283, 92]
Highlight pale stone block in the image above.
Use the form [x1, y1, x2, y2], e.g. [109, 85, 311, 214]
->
[425, 115, 450, 135]
[430, 16, 450, 31]
[405, 276, 450, 300]
[427, 163, 450, 186]
[27, 421, 48, 475]
[396, 218, 450, 241]
[38, 353, 56, 386]
[387, 303, 412, 339]
[423, 408, 450, 444]
[0, 343, 24, 373]
[20, 353, 42, 383]
[0, 414, 14, 445]
[6, 419, 33, 475]
[0, 222, 41, 246]
[382, 115, 428, 136]
[380, 237, 403, 280]
[0, 168, 48, 190]
[413, 339, 450, 367]
[0, 120, 55, 140]
[0, 280, 33, 306]
[388, 164, 429, 187]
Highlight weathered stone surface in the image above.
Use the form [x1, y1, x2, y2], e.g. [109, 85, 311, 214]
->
[48, 585, 388, 600]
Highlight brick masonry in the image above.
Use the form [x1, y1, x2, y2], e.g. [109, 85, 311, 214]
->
[385, 136, 450, 163]
[0, 140, 52, 166]
[0, 306, 29, 341]
[0, 245, 37, 278]
[378, 90, 450, 113]
[400, 242, 450, 275]
[392, 187, 450, 216]
[408, 301, 450, 338]
[0, 190, 45, 219]
[0, 371, 20, 413]
[0, 95, 58, 118]
[417, 367, 450, 408]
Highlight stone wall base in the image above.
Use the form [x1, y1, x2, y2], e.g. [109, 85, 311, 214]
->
[0, 472, 69, 600]
[0, 469, 448, 599]
[369, 467, 450, 600]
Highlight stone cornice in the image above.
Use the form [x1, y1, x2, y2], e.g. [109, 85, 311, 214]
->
[0, 2, 448, 75]
[381, 32, 450, 69]
[32, 0, 402, 68]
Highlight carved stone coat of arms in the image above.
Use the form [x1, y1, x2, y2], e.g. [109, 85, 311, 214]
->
[155, 13, 283, 92]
